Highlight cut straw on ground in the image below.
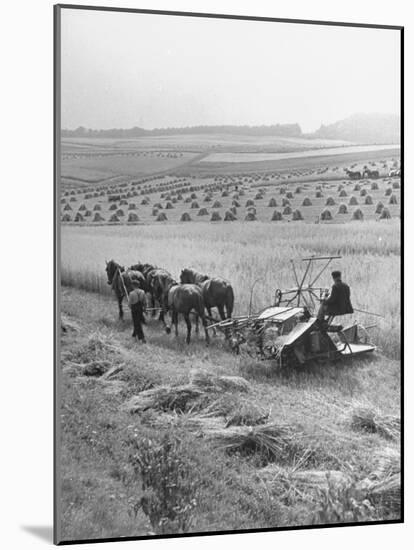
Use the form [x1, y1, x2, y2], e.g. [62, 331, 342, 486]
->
[350, 404, 400, 441]
[124, 370, 251, 414]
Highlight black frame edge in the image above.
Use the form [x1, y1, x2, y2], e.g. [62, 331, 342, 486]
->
[54, 3, 62, 546]
[399, 24, 404, 525]
[55, 4, 403, 31]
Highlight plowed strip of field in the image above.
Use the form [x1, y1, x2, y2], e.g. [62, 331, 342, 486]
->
[200, 144, 400, 163]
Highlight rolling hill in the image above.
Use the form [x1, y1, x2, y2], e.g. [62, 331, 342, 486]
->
[311, 113, 400, 145]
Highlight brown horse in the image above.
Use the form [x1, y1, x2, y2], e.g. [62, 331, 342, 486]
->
[346, 169, 362, 180]
[148, 268, 178, 325]
[166, 283, 210, 345]
[147, 268, 209, 344]
[130, 262, 159, 315]
[363, 168, 380, 179]
[129, 262, 156, 292]
[180, 267, 234, 321]
[105, 259, 146, 319]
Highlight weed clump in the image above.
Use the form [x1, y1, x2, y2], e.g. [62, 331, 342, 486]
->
[311, 481, 376, 525]
[127, 433, 200, 534]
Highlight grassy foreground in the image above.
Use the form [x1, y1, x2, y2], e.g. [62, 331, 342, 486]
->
[58, 286, 401, 541]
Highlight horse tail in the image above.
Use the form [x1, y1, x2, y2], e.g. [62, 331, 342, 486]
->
[225, 284, 234, 318]
[196, 288, 210, 345]
[151, 277, 160, 301]
[194, 289, 206, 318]
[146, 270, 156, 292]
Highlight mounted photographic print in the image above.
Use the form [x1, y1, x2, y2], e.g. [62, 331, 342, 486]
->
[54, 4, 403, 545]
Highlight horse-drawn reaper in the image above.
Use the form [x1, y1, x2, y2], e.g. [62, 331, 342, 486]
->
[208, 255, 377, 368]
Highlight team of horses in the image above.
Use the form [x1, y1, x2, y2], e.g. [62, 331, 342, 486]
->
[346, 168, 380, 180]
[105, 259, 234, 345]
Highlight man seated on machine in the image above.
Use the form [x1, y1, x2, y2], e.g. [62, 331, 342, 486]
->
[317, 270, 354, 323]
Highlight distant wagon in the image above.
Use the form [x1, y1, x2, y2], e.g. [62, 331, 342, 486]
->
[389, 168, 401, 177]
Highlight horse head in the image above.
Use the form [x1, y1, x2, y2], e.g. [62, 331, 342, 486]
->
[180, 268, 191, 284]
[106, 259, 121, 285]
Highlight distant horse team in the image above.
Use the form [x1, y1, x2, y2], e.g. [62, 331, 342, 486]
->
[346, 168, 380, 180]
[105, 259, 235, 344]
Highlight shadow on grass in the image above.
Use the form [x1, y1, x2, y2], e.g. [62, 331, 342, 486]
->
[146, 327, 225, 354]
[240, 353, 379, 394]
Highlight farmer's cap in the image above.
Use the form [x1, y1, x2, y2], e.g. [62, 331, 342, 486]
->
[331, 270, 341, 279]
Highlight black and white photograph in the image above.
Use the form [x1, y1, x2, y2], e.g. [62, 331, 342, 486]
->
[55, 5, 402, 544]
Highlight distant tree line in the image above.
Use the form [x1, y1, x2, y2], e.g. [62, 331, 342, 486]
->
[61, 114, 400, 144]
[61, 123, 303, 138]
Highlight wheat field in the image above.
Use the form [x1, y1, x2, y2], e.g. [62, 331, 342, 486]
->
[61, 220, 400, 358]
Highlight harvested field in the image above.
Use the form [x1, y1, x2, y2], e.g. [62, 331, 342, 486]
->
[59, 134, 401, 541]
[200, 144, 399, 163]
[60, 135, 400, 226]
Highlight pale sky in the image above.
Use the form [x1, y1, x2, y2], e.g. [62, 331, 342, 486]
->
[60, 8, 401, 132]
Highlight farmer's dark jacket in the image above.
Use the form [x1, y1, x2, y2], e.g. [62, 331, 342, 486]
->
[324, 280, 354, 316]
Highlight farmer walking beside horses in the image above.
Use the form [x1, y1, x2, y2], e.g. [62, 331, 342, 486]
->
[128, 287, 147, 343]
[105, 259, 146, 320]
[317, 270, 353, 322]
